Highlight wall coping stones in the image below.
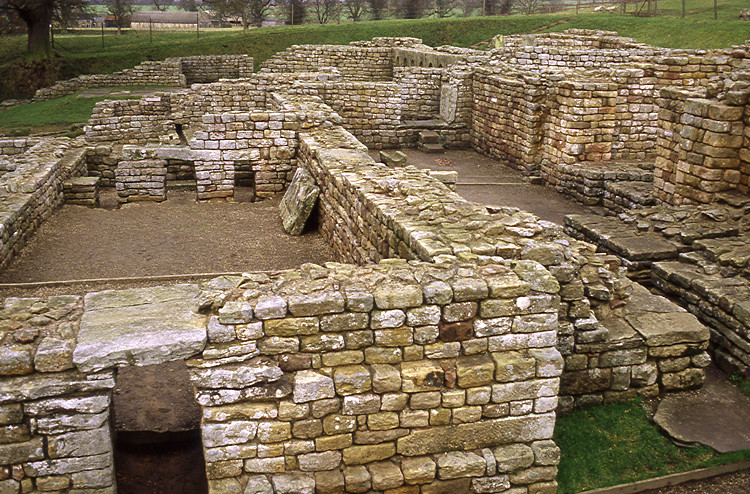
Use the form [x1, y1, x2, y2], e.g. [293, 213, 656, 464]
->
[72, 284, 207, 372]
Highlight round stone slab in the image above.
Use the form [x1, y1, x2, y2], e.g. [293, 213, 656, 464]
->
[73, 284, 207, 372]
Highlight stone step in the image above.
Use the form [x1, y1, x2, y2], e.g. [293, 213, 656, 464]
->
[418, 131, 440, 144]
[167, 180, 197, 191]
[421, 143, 445, 154]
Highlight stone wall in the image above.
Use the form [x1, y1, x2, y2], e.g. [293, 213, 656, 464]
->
[260, 44, 394, 81]
[180, 55, 254, 85]
[85, 94, 175, 143]
[193, 261, 562, 494]
[654, 86, 748, 204]
[394, 67, 444, 120]
[471, 67, 547, 177]
[0, 139, 87, 271]
[32, 55, 254, 102]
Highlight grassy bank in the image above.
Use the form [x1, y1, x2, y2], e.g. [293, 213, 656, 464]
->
[2, 6, 750, 99]
[555, 400, 750, 493]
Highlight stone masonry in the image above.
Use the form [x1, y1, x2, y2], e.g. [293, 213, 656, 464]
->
[2, 30, 749, 493]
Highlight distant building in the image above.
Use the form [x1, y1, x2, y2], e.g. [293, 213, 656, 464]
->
[130, 11, 211, 29]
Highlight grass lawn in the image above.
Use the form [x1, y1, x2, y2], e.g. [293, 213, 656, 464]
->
[0, 87, 165, 136]
[555, 400, 750, 493]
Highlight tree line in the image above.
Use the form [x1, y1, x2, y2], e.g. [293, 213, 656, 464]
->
[0, 0, 561, 55]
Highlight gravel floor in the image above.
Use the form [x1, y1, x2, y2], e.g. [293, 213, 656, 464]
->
[643, 468, 750, 493]
[0, 191, 334, 289]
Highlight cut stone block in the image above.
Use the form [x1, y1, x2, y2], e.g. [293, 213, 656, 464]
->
[73, 285, 207, 372]
[280, 168, 320, 236]
[379, 151, 407, 167]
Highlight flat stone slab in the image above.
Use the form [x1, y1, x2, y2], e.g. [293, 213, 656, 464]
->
[73, 285, 207, 372]
[655, 366, 750, 453]
[625, 311, 709, 347]
[280, 168, 320, 235]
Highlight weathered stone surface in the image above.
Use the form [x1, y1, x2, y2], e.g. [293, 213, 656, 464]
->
[368, 460, 404, 490]
[243, 475, 274, 494]
[24, 453, 111, 477]
[33, 337, 74, 373]
[280, 168, 320, 235]
[74, 285, 207, 372]
[47, 426, 111, 459]
[625, 312, 709, 347]
[0, 438, 44, 464]
[293, 370, 335, 403]
[401, 361, 444, 392]
[402, 456, 436, 485]
[437, 451, 486, 479]
[456, 355, 495, 388]
[0, 346, 33, 376]
[471, 475, 511, 493]
[397, 413, 555, 456]
[343, 443, 395, 465]
[203, 421, 258, 448]
[493, 444, 535, 473]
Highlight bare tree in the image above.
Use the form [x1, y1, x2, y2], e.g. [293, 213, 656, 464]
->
[343, 0, 365, 20]
[401, 0, 424, 18]
[515, 0, 539, 14]
[458, 0, 480, 16]
[311, 0, 336, 23]
[367, 0, 385, 19]
[0, 0, 53, 55]
[178, 0, 199, 10]
[54, 0, 87, 29]
[106, 0, 134, 34]
[152, 0, 170, 11]
[248, 0, 273, 26]
[280, 0, 306, 24]
[433, 0, 457, 17]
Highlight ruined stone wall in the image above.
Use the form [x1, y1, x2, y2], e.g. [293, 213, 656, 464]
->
[193, 261, 562, 494]
[654, 87, 747, 204]
[0, 140, 87, 270]
[32, 55, 254, 102]
[260, 45, 394, 81]
[394, 67, 444, 120]
[187, 109, 335, 198]
[84, 94, 175, 143]
[0, 370, 116, 493]
[471, 67, 547, 177]
[180, 55, 254, 84]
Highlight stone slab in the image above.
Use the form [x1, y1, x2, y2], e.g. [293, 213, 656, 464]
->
[280, 168, 320, 236]
[655, 366, 750, 453]
[73, 285, 207, 372]
[625, 311, 709, 347]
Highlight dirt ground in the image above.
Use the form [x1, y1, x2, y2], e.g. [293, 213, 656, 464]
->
[644, 469, 750, 493]
[0, 190, 333, 286]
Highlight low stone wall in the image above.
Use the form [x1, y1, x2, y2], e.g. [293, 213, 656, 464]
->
[0, 139, 87, 271]
[85, 94, 175, 143]
[653, 261, 750, 374]
[33, 55, 254, 102]
[260, 44, 394, 81]
[180, 55, 254, 84]
[115, 159, 167, 202]
[542, 161, 653, 207]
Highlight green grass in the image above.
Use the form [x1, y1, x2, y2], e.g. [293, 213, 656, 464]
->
[730, 373, 750, 398]
[555, 400, 750, 493]
[0, 87, 163, 134]
[1, 4, 748, 98]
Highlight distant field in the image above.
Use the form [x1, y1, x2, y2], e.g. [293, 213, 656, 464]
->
[1, 6, 749, 99]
